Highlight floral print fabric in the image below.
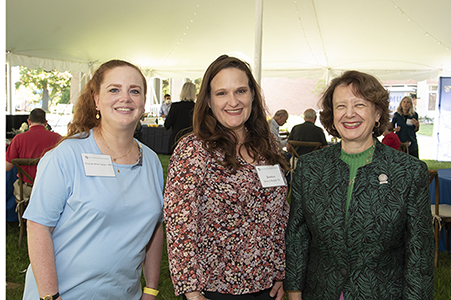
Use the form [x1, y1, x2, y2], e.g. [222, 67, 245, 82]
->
[164, 134, 289, 296]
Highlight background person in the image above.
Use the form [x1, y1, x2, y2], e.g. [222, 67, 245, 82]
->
[159, 93, 172, 118]
[6, 108, 61, 202]
[22, 60, 164, 300]
[286, 108, 327, 156]
[268, 109, 289, 149]
[164, 82, 196, 154]
[382, 122, 401, 150]
[391, 95, 420, 158]
[164, 55, 290, 300]
[285, 70, 434, 300]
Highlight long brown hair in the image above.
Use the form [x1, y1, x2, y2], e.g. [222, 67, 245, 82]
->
[193, 55, 288, 173]
[65, 59, 147, 140]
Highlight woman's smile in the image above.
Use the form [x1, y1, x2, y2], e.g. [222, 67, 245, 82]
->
[225, 108, 243, 114]
[114, 107, 133, 113]
[342, 121, 362, 129]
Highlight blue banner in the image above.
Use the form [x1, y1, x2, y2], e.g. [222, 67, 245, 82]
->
[435, 77, 451, 161]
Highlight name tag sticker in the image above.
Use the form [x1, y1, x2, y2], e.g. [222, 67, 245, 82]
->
[82, 153, 115, 177]
[255, 164, 286, 188]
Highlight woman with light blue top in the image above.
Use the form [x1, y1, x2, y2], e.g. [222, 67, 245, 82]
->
[23, 60, 164, 300]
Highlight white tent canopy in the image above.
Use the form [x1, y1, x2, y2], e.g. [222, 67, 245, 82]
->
[6, 0, 451, 81]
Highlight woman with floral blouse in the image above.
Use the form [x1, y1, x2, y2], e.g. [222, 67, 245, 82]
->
[164, 55, 290, 300]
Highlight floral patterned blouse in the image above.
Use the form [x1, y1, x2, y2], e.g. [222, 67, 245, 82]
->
[164, 134, 289, 296]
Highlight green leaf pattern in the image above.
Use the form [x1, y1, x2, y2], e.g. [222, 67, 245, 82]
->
[284, 140, 434, 300]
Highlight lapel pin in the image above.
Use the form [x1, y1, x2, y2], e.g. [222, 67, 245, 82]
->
[378, 174, 388, 184]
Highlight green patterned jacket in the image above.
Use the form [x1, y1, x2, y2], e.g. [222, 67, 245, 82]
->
[284, 140, 434, 300]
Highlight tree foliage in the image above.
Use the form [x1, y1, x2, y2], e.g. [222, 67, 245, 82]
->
[162, 79, 169, 98]
[194, 78, 202, 95]
[15, 66, 72, 110]
[312, 79, 327, 96]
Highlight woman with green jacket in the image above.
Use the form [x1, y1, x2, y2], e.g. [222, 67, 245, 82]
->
[284, 70, 434, 300]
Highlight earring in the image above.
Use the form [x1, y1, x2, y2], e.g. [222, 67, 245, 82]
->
[96, 111, 100, 119]
[375, 121, 380, 128]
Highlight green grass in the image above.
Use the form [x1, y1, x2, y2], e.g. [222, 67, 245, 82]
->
[154, 155, 182, 298]
[158, 154, 170, 183]
[6, 154, 451, 299]
[435, 252, 451, 300]
[423, 160, 451, 170]
[6, 222, 30, 299]
[418, 124, 434, 137]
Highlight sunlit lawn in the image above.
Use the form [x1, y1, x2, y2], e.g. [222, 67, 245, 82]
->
[418, 124, 434, 137]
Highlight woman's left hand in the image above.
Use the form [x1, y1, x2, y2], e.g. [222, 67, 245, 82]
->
[270, 281, 285, 300]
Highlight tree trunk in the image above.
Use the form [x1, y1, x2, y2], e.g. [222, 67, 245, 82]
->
[42, 88, 49, 111]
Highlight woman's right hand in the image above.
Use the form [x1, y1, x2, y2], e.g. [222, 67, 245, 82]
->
[395, 126, 401, 132]
[288, 290, 302, 300]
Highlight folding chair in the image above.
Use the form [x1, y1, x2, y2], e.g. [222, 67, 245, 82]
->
[11, 158, 40, 248]
[429, 169, 451, 267]
[399, 141, 410, 154]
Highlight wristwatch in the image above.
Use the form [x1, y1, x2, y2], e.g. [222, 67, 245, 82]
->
[40, 292, 60, 300]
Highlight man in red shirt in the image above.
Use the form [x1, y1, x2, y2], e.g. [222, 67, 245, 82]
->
[6, 108, 62, 201]
[382, 122, 401, 150]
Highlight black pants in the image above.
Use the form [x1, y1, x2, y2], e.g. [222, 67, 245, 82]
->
[182, 289, 275, 300]
[409, 148, 419, 158]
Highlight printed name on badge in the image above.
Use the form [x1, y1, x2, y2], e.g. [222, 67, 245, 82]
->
[82, 153, 116, 177]
[255, 164, 286, 188]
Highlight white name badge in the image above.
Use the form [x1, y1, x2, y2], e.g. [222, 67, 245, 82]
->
[255, 164, 286, 188]
[82, 153, 116, 177]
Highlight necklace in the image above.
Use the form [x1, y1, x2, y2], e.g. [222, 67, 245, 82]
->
[99, 131, 136, 163]
[348, 140, 376, 186]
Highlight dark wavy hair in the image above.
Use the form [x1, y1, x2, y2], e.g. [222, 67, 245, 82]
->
[66, 59, 146, 139]
[193, 55, 288, 173]
[319, 70, 389, 138]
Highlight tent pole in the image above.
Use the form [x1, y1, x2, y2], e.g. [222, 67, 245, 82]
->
[6, 52, 13, 114]
[254, 0, 263, 85]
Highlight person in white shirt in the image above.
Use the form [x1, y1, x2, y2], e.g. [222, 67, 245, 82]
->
[269, 109, 289, 148]
[159, 94, 172, 118]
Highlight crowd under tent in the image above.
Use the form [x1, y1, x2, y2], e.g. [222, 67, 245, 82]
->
[5, 0, 451, 160]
